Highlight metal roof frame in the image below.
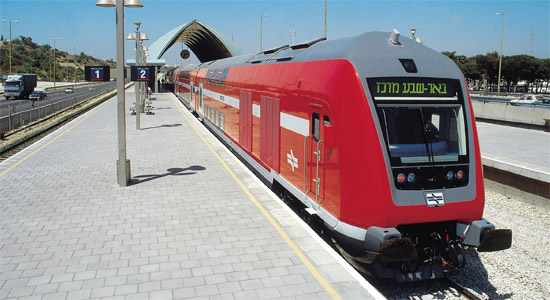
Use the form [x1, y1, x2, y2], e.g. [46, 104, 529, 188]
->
[146, 20, 244, 64]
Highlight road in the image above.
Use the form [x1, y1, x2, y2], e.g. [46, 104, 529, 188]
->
[0, 82, 115, 118]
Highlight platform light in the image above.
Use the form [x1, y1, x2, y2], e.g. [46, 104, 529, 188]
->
[96, 0, 144, 187]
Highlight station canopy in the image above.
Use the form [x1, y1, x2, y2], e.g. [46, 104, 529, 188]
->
[140, 20, 244, 66]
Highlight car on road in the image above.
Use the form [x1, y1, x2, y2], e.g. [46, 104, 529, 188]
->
[29, 90, 47, 101]
[64, 87, 74, 93]
[510, 94, 546, 105]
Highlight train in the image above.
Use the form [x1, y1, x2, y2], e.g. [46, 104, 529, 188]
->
[168, 29, 512, 282]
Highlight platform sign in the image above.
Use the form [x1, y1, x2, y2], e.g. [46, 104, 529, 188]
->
[85, 66, 110, 82]
[131, 66, 154, 82]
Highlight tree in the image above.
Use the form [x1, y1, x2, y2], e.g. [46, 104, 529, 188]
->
[474, 52, 499, 88]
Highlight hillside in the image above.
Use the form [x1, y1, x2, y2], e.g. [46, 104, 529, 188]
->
[0, 35, 115, 81]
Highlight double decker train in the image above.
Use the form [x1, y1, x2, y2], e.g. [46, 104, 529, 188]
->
[168, 30, 512, 282]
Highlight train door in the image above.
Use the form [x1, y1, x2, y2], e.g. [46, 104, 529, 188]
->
[306, 106, 332, 211]
[190, 80, 194, 108]
[198, 82, 204, 120]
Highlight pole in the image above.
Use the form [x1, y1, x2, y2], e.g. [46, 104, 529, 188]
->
[260, 15, 267, 52]
[324, 0, 327, 39]
[1, 20, 19, 73]
[9, 21, 13, 73]
[116, 0, 129, 186]
[135, 25, 141, 130]
[71, 46, 78, 88]
[497, 13, 504, 94]
[49, 38, 60, 88]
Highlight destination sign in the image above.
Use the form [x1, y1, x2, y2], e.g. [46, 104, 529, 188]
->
[367, 77, 459, 99]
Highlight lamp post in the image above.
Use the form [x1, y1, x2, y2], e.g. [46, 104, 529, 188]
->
[96, 0, 144, 187]
[49, 37, 60, 88]
[127, 23, 148, 130]
[1, 19, 19, 74]
[324, 0, 327, 39]
[260, 15, 267, 51]
[496, 13, 504, 94]
[70, 46, 79, 88]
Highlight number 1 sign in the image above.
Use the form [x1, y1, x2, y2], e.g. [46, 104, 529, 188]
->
[85, 66, 111, 82]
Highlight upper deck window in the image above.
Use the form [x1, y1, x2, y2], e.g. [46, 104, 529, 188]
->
[215, 68, 223, 85]
[220, 68, 229, 86]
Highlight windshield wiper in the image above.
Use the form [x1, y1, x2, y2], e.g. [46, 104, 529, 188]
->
[418, 108, 435, 164]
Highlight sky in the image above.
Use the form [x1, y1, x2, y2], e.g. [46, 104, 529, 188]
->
[1, 0, 549, 67]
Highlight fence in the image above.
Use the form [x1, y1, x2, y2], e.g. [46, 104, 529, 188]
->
[0, 82, 116, 133]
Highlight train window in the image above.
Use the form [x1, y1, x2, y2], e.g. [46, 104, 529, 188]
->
[220, 112, 225, 131]
[215, 69, 223, 85]
[323, 116, 331, 126]
[210, 69, 218, 84]
[208, 69, 215, 84]
[312, 113, 320, 141]
[377, 104, 467, 164]
[220, 68, 229, 86]
[206, 69, 212, 84]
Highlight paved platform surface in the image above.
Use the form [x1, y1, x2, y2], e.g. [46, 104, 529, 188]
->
[0, 90, 382, 300]
[477, 121, 550, 183]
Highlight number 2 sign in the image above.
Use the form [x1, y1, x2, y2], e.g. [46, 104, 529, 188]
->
[131, 66, 154, 82]
[137, 67, 149, 81]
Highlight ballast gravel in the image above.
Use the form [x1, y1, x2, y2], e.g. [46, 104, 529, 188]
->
[378, 189, 550, 300]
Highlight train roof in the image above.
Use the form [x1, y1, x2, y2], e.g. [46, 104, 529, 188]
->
[180, 31, 462, 81]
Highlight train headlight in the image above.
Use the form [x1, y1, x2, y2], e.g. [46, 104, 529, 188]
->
[397, 173, 406, 184]
[407, 173, 416, 183]
[456, 170, 465, 180]
[446, 171, 454, 181]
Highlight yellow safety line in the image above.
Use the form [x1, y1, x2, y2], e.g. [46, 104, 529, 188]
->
[0, 101, 110, 178]
[171, 95, 342, 300]
[481, 151, 550, 171]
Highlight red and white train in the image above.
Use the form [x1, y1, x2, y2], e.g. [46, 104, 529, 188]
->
[169, 30, 512, 281]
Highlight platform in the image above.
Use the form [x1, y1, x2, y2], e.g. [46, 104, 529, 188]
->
[477, 121, 550, 184]
[0, 90, 383, 300]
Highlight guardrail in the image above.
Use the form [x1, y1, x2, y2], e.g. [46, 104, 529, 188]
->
[0, 82, 117, 132]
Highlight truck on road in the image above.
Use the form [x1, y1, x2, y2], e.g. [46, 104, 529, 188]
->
[3, 74, 38, 100]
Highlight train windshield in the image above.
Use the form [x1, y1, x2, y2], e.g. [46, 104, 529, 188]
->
[377, 104, 467, 164]
[367, 77, 468, 166]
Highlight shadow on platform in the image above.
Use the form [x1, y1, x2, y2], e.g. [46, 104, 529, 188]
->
[131, 165, 206, 185]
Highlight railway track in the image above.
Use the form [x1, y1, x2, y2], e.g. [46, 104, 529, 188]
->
[444, 277, 485, 300]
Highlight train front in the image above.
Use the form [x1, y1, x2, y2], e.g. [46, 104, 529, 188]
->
[349, 31, 512, 281]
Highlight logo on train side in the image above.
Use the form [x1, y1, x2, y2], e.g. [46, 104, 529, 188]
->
[287, 150, 298, 172]
[425, 191, 445, 207]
